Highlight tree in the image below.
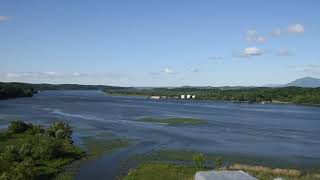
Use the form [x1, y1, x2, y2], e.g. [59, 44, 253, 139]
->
[46, 121, 72, 140]
[215, 157, 223, 169]
[8, 120, 30, 133]
[193, 153, 205, 169]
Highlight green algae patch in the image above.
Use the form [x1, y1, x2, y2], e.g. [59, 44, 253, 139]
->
[139, 117, 207, 125]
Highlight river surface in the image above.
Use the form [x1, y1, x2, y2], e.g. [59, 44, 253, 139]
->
[0, 90, 320, 179]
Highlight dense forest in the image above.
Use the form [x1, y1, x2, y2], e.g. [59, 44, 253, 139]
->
[107, 87, 320, 105]
[0, 83, 36, 100]
[0, 120, 84, 179]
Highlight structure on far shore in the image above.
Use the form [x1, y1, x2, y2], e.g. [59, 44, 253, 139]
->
[195, 170, 257, 180]
[181, 94, 196, 99]
[149, 94, 196, 100]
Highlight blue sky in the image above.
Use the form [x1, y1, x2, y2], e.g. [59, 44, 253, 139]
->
[0, 0, 319, 86]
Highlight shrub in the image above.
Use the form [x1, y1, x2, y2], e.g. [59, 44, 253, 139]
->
[193, 153, 205, 169]
[1, 145, 21, 162]
[46, 121, 72, 140]
[29, 124, 43, 135]
[215, 157, 223, 169]
[8, 120, 30, 133]
[11, 157, 35, 180]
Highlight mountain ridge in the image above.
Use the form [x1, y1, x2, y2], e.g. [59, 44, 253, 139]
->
[283, 77, 320, 88]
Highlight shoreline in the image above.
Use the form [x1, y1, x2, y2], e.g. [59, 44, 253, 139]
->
[106, 92, 320, 107]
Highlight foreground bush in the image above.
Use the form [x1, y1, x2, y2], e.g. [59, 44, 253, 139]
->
[8, 120, 31, 133]
[0, 120, 84, 180]
[193, 153, 206, 169]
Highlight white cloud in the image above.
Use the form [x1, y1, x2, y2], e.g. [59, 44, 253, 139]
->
[5, 73, 21, 78]
[162, 68, 176, 75]
[287, 24, 304, 33]
[245, 30, 267, 43]
[277, 48, 292, 56]
[208, 56, 223, 60]
[0, 16, 10, 22]
[271, 28, 283, 36]
[44, 72, 61, 76]
[2, 72, 88, 79]
[191, 67, 199, 72]
[243, 47, 263, 57]
[288, 64, 320, 75]
[301, 65, 320, 75]
[0, 72, 131, 85]
[272, 24, 304, 36]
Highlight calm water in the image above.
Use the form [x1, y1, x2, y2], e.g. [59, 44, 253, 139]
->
[0, 90, 320, 179]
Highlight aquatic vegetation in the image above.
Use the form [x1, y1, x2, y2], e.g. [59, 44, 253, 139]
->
[0, 120, 85, 179]
[82, 136, 131, 158]
[124, 163, 198, 180]
[139, 117, 207, 125]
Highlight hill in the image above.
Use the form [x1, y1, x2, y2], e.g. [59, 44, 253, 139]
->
[284, 77, 320, 88]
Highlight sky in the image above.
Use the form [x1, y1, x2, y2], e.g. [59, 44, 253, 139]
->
[0, 0, 320, 87]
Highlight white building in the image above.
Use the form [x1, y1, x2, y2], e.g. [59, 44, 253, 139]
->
[195, 170, 257, 180]
[192, 95, 196, 99]
[186, 95, 191, 99]
[181, 95, 185, 99]
[149, 96, 160, 99]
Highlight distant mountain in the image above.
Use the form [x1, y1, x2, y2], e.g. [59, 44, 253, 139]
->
[284, 77, 320, 88]
[261, 84, 281, 87]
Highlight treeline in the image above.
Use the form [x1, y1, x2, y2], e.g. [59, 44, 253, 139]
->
[30, 83, 126, 91]
[0, 120, 84, 179]
[0, 82, 129, 100]
[0, 83, 36, 100]
[107, 87, 320, 105]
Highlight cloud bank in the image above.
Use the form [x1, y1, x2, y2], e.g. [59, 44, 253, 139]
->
[0, 16, 10, 22]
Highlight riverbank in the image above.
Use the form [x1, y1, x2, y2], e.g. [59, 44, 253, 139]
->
[123, 162, 320, 180]
[107, 91, 320, 107]
[122, 150, 320, 180]
[106, 86, 320, 106]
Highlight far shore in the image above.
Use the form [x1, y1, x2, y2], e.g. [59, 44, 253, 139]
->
[105, 92, 320, 107]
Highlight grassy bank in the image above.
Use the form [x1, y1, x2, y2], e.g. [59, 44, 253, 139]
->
[139, 117, 207, 125]
[124, 163, 198, 180]
[123, 149, 320, 180]
[0, 120, 85, 180]
[124, 162, 320, 180]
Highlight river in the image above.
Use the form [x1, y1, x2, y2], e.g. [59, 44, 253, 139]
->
[0, 90, 319, 179]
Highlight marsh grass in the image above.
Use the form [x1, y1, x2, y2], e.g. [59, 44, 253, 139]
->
[82, 136, 131, 158]
[123, 163, 198, 180]
[123, 149, 320, 180]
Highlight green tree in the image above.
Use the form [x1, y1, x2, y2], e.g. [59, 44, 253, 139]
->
[8, 120, 30, 133]
[215, 157, 223, 169]
[46, 121, 72, 140]
[193, 153, 205, 169]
